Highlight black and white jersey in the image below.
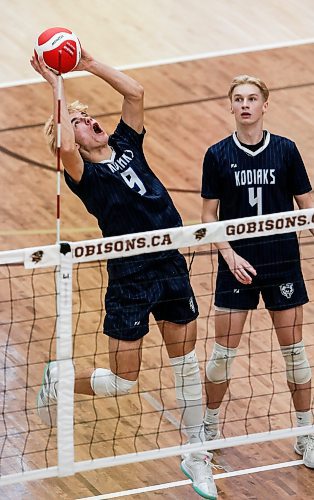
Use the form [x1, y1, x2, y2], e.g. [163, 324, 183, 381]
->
[65, 119, 182, 277]
[201, 132, 312, 272]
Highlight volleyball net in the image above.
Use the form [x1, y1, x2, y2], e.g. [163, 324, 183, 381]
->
[0, 208, 314, 487]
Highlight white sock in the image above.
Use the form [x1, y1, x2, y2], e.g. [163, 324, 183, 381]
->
[296, 410, 312, 427]
[204, 407, 220, 425]
[177, 398, 205, 443]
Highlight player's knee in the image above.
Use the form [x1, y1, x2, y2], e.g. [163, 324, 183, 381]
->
[170, 349, 202, 400]
[280, 340, 312, 385]
[91, 368, 137, 396]
[206, 342, 237, 384]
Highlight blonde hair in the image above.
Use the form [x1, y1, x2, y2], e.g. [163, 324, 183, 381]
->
[44, 100, 89, 155]
[228, 75, 269, 102]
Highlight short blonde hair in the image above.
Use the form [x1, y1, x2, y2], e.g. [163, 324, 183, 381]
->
[228, 75, 269, 102]
[44, 100, 89, 155]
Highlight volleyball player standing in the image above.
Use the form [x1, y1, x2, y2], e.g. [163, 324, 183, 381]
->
[201, 75, 314, 468]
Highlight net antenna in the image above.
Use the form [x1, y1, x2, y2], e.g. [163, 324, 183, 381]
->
[55, 49, 63, 244]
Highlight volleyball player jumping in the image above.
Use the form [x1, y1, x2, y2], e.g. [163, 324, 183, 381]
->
[30, 48, 217, 499]
[201, 75, 314, 468]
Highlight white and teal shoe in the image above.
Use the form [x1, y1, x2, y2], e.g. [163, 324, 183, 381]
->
[37, 361, 58, 427]
[295, 434, 314, 469]
[181, 452, 218, 499]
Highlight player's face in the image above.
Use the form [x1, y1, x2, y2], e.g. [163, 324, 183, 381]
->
[70, 111, 109, 148]
[230, 84, 268, 126]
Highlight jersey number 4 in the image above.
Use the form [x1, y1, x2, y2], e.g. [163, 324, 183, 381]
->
[248, 187, 262, 215]
[121, 167, 147, 196]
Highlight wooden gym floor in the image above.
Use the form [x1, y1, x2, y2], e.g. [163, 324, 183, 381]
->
[1, 2, 314, 499]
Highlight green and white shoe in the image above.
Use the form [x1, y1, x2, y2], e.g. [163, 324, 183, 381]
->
[181, 452, 218, 499]
[295, 434, 314, 469]
[37, 361, 58, 427]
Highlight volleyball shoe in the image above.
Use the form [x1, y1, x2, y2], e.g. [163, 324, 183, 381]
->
[37, 361, 58, 426]
[181, 452, 218, 499]
[295, 434, 314, 468]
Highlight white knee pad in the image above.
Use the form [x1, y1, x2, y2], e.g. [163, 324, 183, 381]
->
[206, 342, 237, 384]
[280, 340, 312, 385]
[91, 368, 137, 397]
[170, 350, 202, 401]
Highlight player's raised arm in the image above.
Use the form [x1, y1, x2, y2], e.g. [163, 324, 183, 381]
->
[30, 55, 84, 182]
[75, 49, 144, 133]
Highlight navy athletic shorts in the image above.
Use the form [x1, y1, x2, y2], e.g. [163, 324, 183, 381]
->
[215, 266, 308, 311]
[104, 252, 199, 340]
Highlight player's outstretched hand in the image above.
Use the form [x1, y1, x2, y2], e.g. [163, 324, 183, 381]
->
[30, 55, 58, 86]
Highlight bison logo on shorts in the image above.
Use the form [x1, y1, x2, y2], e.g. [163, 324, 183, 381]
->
[279, 283, 294, 299]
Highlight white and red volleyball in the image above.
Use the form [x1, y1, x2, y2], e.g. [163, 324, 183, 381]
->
[34, 27, 81, 73]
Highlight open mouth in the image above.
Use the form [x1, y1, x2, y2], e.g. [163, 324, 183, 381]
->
[93, 122, 103, 134]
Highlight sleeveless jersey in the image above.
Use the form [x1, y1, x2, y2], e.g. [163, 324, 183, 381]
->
[201, 132, 312, 273]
